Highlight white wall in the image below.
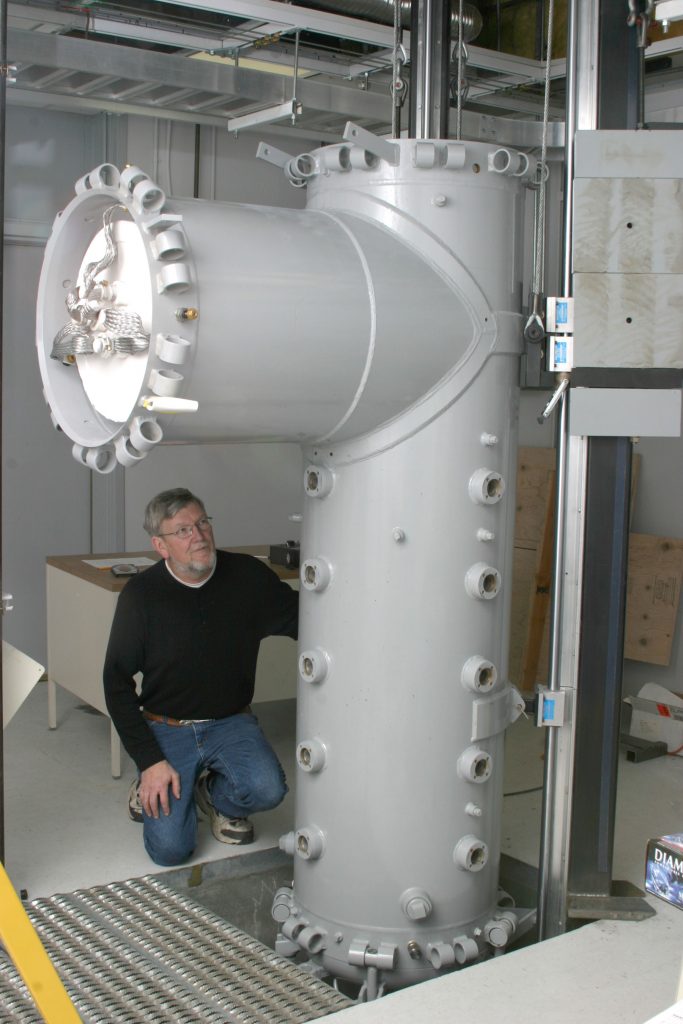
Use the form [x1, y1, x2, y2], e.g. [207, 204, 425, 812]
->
[123, 443, 303, 552]
[125, 117, 315, 207]
[622, 434, 683, 698]
[3, 107, 104, 664]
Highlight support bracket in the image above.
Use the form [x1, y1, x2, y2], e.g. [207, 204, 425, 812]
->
[568, 881, 656, 922]
[343, 121, 400, 164]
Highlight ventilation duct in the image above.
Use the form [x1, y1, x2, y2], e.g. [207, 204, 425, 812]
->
[291, 0, 483, 42]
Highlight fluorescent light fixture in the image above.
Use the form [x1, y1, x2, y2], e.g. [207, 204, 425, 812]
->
[190, 51, 314, 78]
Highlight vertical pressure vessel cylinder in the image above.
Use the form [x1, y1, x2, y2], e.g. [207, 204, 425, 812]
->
[280, 139, 527, 988]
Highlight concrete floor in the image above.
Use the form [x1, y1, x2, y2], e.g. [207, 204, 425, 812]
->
[4, 682, 683, 1023]
[4, 686, 299, 899]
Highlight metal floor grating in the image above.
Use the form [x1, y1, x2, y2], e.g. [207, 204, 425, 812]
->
[0, 875, 352, 1023]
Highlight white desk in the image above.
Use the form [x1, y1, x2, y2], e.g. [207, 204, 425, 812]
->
[46, 548, 299, 777]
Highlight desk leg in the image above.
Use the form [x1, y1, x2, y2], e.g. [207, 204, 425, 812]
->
[110, 722, 121, 779]
[48, 679, 57, 730]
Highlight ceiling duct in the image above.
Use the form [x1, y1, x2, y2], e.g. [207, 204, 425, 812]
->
[293, 0, 483, 43]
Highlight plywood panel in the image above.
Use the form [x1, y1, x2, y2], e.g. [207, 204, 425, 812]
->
[508, 546, 538, 688]
[509, 446, 675, 686]
[508, 447, 556, 689]
[625, 534, 683, 666]
[514, 447, 556, 550]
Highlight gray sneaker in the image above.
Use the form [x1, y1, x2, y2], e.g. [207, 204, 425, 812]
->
[194, 771, 254, 845]
[128, 779, 143, 823]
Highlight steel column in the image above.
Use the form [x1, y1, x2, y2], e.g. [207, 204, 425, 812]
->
[566, 0, 644, 918]
[537, 0, 597, 941]
[567, 438, 631, 902]
[409, 0, 451, 138]
[539, 0, 651, 938]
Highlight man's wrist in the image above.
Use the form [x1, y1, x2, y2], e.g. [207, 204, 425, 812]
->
[138, 755, 167, 774]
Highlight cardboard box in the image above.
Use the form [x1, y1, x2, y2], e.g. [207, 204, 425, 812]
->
[645, 834, 683, 910]
[623, 683, 683, 756]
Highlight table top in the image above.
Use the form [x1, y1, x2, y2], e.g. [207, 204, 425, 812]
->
[46, 546, 299, 592]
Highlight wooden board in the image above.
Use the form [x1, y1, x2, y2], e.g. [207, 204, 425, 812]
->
[507, 446, 668, 688]
[513, 447, 557, 550]
[508, 447, 556, 689]
[508, 546, 539, 690]
[519, 471, 556, 688]
[624, 533, 683, 666]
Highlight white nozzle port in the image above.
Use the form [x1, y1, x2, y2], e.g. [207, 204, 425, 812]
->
[464, 563, 501, 601]
[454, 835, 489, 872]
[299, 648, 331, 683]
[457, 746, 493, 784]
[297, 738, 328, 773]
[301, 558, 332, 592]
[461, 655, 498, 694]
[468, 468, 505, 506]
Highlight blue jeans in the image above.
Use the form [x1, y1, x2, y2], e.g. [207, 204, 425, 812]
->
[141, 712, 287, 866]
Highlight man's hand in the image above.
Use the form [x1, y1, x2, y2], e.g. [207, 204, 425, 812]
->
[139, 760, 181, 818]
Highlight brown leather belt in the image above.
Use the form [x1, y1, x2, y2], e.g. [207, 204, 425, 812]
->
[143, 707, 251, 727]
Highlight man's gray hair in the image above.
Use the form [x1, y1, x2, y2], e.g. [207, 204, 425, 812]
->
[144, 488, 206, 537]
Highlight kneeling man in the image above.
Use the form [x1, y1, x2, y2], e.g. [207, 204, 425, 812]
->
[104, 487, 298, 866]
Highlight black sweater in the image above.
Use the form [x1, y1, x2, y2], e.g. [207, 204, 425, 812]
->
[103, 551, 299, 770]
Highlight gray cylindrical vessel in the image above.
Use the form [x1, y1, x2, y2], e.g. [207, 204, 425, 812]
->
[35, 138, 531, 989]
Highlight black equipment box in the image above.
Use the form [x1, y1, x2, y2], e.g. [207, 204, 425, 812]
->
[269, 541, 300, 569]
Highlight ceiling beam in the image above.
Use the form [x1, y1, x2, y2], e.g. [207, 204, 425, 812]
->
[143, 0, 399, 48]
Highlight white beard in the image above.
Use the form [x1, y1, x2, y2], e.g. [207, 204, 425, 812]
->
[173, 549, 217, 580]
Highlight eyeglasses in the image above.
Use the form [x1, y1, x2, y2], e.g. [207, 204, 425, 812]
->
[157, 516, 213, 540]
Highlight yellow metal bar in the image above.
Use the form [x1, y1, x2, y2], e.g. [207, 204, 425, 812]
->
[0, 862, 82, 1022]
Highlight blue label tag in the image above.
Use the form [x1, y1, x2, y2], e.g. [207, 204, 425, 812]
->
[543, 698, 556, 722]
[556, 301, 568, 325]
[554, 340, 567, 365]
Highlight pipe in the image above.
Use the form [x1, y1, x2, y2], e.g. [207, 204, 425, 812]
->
[537, 388, 569, 938]
[560, 24, 576, 299]
[536, 0, 578, 941]
[366, 966, 379, 1001]
[546, 0, 577, 694]
[193, 124, 201, 199]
